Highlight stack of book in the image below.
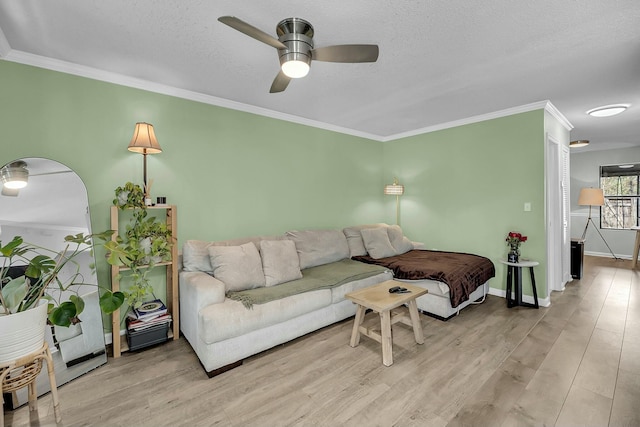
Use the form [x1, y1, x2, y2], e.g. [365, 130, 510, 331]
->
[126, 299, 172, 333]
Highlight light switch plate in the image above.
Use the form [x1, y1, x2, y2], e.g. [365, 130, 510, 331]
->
[524, 202, 531, 212]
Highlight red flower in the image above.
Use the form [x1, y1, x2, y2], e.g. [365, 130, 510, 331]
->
[506, 231, 528, 246]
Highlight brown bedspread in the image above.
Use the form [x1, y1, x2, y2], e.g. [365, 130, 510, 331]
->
[353, 250, 495, 308]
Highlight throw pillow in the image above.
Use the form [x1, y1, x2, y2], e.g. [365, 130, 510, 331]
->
[207, 242, 266, 292]
[259, 240, 303, 287]
[285, 229, 350, 269]
[361, 227, 397, 259]
[387, 225, 414, 255]
[182, 239, 215, 272]
[342, 223, 388, 257]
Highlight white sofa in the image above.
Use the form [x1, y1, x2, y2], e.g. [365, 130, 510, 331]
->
[180, 227, 396, 376]
[179, 224, 488, 376]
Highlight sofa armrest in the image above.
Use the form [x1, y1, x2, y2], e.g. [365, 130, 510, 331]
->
[412, 241, 426, 250]
[180, 271, 226, 312]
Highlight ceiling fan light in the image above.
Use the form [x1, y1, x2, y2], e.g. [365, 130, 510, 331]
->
[281, 60, 310, 78]
[3, 179, 28, 189]
[1, 161, 29, 189]
[586, 104, 629, 117]
[570, 140, 589, 148]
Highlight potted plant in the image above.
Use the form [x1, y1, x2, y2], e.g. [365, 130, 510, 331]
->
[105, 182, 173, 311]
[0, 232, 126, 362]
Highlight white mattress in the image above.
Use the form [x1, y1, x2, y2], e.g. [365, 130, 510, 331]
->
[395, 278, 488, 320]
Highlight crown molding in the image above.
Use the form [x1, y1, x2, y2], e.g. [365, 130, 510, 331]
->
[2, 49, 573, 143]
[543, 100, 573, 131]
[2, 50, 382, 142]
[382, 100, 573, 142]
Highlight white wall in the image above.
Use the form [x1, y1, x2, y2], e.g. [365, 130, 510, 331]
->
[570, 146, 640, 258]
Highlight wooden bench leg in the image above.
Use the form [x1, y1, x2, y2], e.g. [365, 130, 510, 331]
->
[380, 310, 393, 366]
[350, 305, 366, 347]
[407, 300, 424, 344]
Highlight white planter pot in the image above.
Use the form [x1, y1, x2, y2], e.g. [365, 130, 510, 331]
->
[0, 302, 48, 364]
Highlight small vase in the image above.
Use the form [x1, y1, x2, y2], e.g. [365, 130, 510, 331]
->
[508, 245, 520, 263]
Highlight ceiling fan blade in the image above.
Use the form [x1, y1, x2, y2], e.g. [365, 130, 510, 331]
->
[218, 16, 286, 50]
[311, 44, 379, 63]
[270, 70, 291, 93]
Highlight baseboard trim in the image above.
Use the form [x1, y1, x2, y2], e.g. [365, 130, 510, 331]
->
[489, 287, 550, 307]
[584, 251, 630, 260]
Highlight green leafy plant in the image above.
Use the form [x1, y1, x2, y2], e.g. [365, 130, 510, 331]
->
[0, 232, 125, 327]
[113, 181, 145, 209]
[106, 182, 173, 309]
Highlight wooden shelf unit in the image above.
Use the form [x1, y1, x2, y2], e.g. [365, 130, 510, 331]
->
[109, 205, 179, 358]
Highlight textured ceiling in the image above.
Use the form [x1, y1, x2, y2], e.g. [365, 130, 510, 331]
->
[0, 1, 639, 151]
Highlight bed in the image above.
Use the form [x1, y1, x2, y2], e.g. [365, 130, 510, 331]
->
[353, 249, 496, 320]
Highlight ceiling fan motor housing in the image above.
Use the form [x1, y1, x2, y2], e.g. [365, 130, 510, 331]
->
[276, 18, 314, 71]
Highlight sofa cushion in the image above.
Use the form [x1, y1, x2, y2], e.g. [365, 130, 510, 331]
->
[387, 225, 414, 255]
[183, 240, 216, 272]
[259, 240, 303, 287]
[183, 235, 286, 272]
[207, 242, 266, 291]
[361, 227, 397, 259]
[199, 289, 332, 344]
[342, 223, 388, 257]
[285, 229, 350, 269]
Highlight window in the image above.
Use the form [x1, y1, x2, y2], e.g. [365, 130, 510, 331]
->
[600, 163, 640, 229]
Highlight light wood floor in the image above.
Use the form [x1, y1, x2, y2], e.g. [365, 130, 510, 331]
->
[5, 256, 639, 427]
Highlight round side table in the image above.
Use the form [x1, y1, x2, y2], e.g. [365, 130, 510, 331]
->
[499, 259, 539, 309]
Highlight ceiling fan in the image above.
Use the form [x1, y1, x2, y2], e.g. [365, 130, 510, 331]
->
[218, 16, 379, 93]
[1, 160, 72, 197]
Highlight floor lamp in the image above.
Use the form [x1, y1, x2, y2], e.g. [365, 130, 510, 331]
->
[384, 178, 404, 225]
[578, 187, 619, 259]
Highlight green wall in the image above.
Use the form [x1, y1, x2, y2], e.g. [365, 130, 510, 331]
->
[1, 59, 548, 309]
[0, 60, 384, 303]
[383, 111, 547, 296]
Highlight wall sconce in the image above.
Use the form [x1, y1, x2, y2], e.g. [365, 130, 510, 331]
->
[384, 177, 404, 225]
[127, 122, 162, 196]
[0, 160, 29, 189]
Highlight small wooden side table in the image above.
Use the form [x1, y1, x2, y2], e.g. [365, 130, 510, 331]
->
[499, 259, 539, 309]
[345, 280, 427, 366]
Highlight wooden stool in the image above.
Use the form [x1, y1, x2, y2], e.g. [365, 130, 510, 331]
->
[0, 342, 61, 427]
[345, 281, 427, 366]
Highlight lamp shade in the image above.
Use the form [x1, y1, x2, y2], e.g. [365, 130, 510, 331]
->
[384, 178, 404, 196]
[128, 122, 162, 154]
[1, 161, 29, 189]
[578, 187, 605, 206]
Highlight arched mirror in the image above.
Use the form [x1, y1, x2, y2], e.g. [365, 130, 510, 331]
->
[0, 157, 107, 407]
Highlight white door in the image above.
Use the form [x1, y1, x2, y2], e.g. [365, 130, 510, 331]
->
[561, 144, 571, 284]
[546, 135, 565, 295]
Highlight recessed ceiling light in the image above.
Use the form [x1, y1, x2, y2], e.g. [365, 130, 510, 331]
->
[570, 140, 589, 148]
[586, 104, 629, 117]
